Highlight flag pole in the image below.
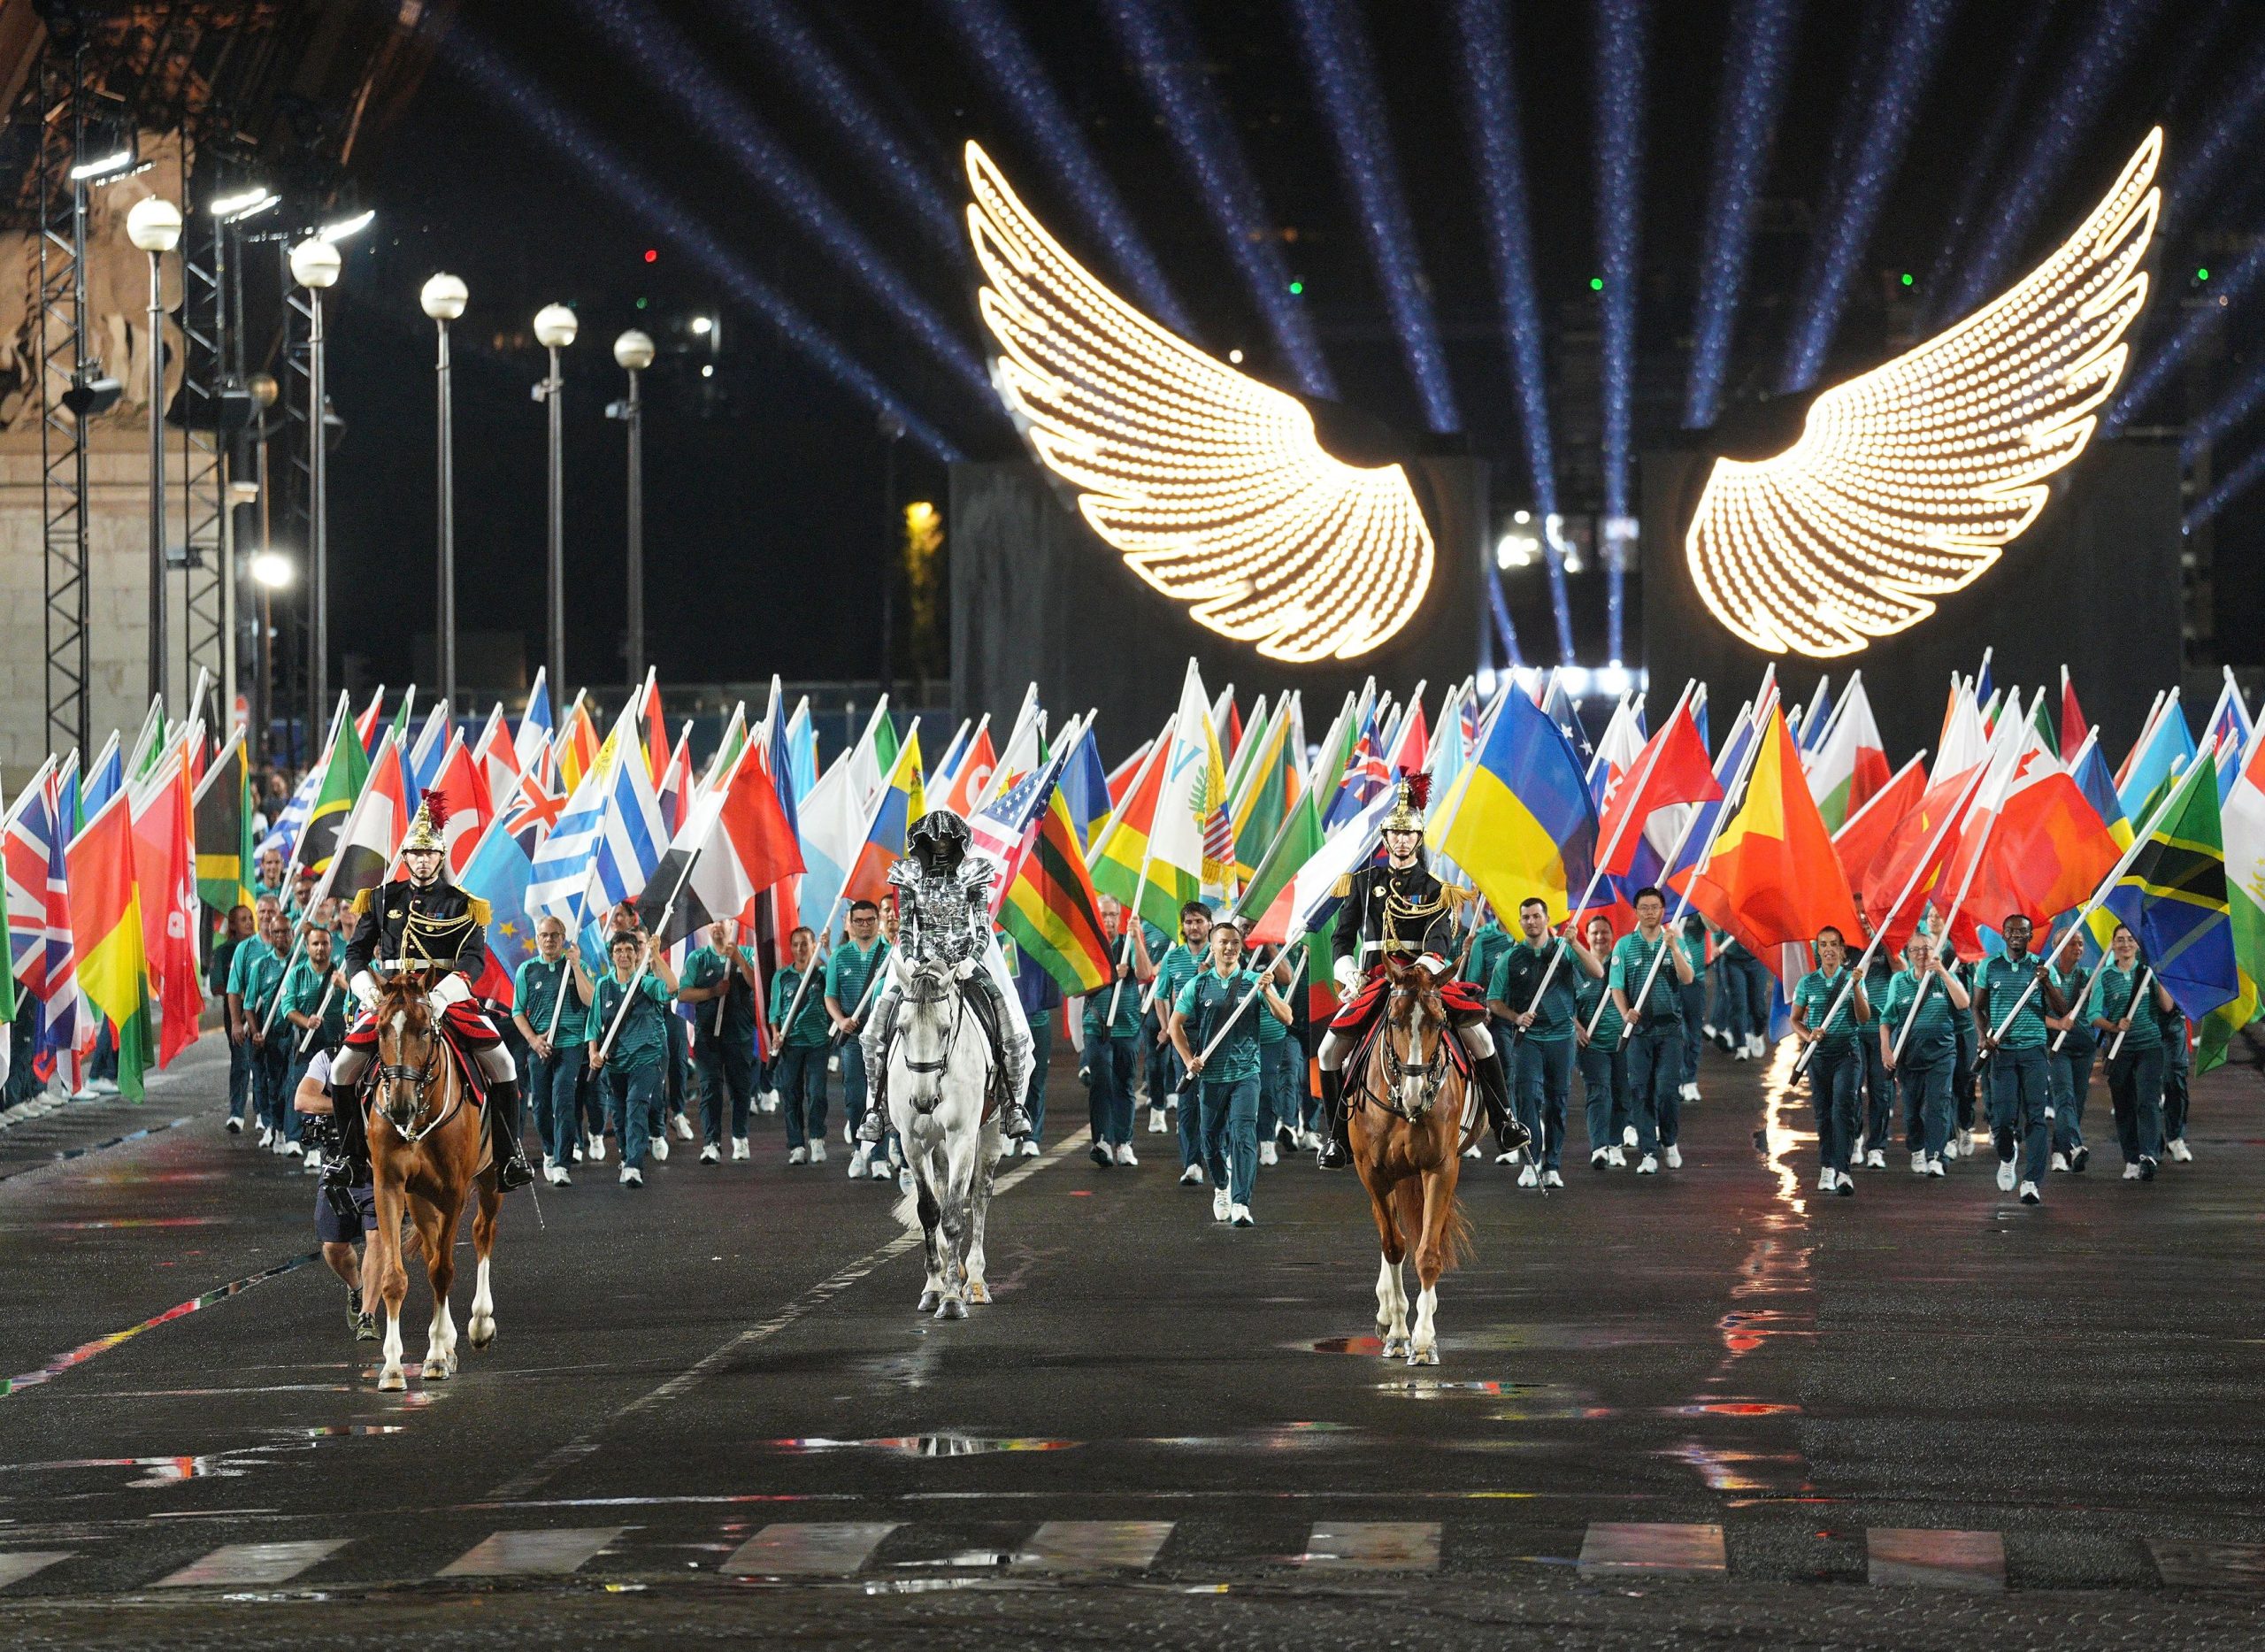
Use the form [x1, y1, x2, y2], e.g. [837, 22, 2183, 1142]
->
[772, 734, 908, 1044]
[595, 842, 707, 1061]
[1105, 685, 1194, 1027]
[2103, 966, 2154, 1061]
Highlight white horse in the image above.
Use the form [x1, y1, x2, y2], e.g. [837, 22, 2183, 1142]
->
[886, 957, 1002, 1319]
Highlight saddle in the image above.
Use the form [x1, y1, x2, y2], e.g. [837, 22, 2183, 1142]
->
[897, 972, 1008, 1121]
[1344, 993, 1470, 1112]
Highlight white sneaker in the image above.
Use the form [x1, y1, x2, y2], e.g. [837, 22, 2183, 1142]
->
[1817, 1166, 1835, 1192]
[699, 1142, 720, 1164]
[1636, 1154, 1659, 1175]
[257, 1123, 273, 1149]
[1927, 1157, 1946, 1178]
[1517, 1163, 1539, 1188]
[2050, 1151, 2069, 1172]
[810, 1141, 827, 1164]
[651, 1135, 670, 1163]
[848, 1149, 869, 1179]
[1179, 1164, 1205, 1187]
[587, 1137, 607, 1164]
[761, 1091, 780, 1113]
[303, 1149, 323, 1175]
[1747, 1036, 1765, 1058]
[1148, 1108, 1167, 1134]
[2168, 1138, 2193, 1162]
[2019, 1180, 2040, 1204]
[2123, 1162, 2143, 1180]
[1115, 1142, 1138, 1167]
[872, 1157, 895, 1181]
[1939, 1136, 1956, 1161]
[732, 1137, 750, 1162]
[572, 1141, 585, 1163]
[1623, 1126, 1639, 1149]
[1864, 1148, 1885, 1170]
[1590, 1149, 1609, 1171]
[1229, 1203, 1254, 1227]
[1663, 1145, 1683, 1169]
[1732, 1044, 1751, 1062]
[1910, 1151, 1928, 1175]
[672, 1113, 695, 1141]
[1960, 1129, 1977, 1156]
[547, 1163, 571, 1187]
[1835, 1171, 1854, 1196]
[1019, 1137, 1041, 1158]
[1680, 1082, 1700, 1102]
[619, 1165, 642, 1187]
[1259, 1141, 1278, 1167]
[1543, 1168, 1564, 1188]
[787, 1145, 808, 1165]
[1211, 1188, 1231, 1223]
[1463, 1144, 1483, 1159]
[1995, 1157, 2016, 1192]
[1606, 1147, 1627, 1168]
[225, 1115, 243, 1133]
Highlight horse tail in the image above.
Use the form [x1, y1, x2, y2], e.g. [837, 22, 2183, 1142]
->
[1442, 1196, 1476, 1273]
[890, 1188, 922, 1233]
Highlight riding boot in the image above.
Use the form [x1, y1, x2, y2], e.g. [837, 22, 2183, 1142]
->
[1316, 1067, 1352, 1171]
[488, 1077, 536, 1192]
[319, 1086, 365, 1221]
[857, 999, 896, 1145]
[1477, 1049, 1531, 1159]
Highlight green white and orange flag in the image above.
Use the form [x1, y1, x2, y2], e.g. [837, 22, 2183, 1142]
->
[1807, 673, 1890, 833]
[67, 790, 154, 1098]
[1090, 662, 1217, 932]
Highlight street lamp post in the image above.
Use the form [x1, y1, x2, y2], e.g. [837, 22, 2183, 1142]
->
[289, 236, 342, 741]
[250, 545, 293, 765]
[610, 329, 654, 688]
[533, 304, 578, 700]
[247, 372, 279, 757]
[878, 411, 905, 708]
[421, 273, 468, 709]
[127, 196, 182, 709]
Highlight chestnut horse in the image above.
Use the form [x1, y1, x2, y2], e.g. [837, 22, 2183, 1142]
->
[364, 972, 502, 1390]
[1348, 956, 1472, 1365]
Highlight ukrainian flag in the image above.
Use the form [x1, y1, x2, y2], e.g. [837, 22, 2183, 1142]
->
[1427, 689, 1597, 925]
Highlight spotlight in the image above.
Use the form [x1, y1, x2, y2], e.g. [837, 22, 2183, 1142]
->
[319, 209, 375, 241]
[1513, 509, 1532, 524]
[250, 550, 295, 588]
[210, 187, 279, 223]
[1227, 348, 1244, 364]
[690, 316, 713, 335]
[1495, 530, 1539, 569]
[1560, 666, 1594, 698]
[60, 370, 121, 418]
[700, 364, 714, 379]
[69, 147, 135, 182]
[1594, 663, 1632, 699]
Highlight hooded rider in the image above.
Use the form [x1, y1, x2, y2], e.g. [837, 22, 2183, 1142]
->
[1314, 772, 1525, 1171]
[857, 810, 1035, 1143]
[325, 796, 535, 1200]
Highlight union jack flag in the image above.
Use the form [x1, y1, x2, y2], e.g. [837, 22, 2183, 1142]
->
[1324, 716, 1390, 831]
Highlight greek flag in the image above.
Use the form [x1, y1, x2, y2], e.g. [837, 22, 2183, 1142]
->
[525, 699, 668, 934]
[257, 763, 320, 864]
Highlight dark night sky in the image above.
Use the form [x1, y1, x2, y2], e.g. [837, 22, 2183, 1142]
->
[315, 0, 2264, 697]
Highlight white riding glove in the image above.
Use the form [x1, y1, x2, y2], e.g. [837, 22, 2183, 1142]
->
[350, 970, 380, 1012]
[953, 958, 980, 982]
[429, 972, 472, 1010]
[1332, 956, 1360, 996]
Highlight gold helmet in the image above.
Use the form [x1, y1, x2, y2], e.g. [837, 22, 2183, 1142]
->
[400, 795, 447, 856]
[1380, 770, 1430, 835]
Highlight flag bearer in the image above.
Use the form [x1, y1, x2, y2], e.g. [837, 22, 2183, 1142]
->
[1148, 903, 1211, 1182]
[1791, 926, 1870, 1196]
[1974, 912, 2067, 1205]
[1574, 914, 1630, 1168]
[1674, 913, 1709, 1105]
[1877, 932, 1967, 1176]
[1608, 887, 1697, 1175]
[769, 926, 832, 1164]
[2087, 924, 2175, 1181]
[1489, 898, 1602, 1188]
[512, 918, 594, 1187]
[1081, 894, 1150, 1165]
[826, 899, 894, 1176]
[587, 932, 680, 1187]
[2041, 926, 2096, 1174]
[2158, 990, 2194, 1163]
[1170, 920, 1292, 1227]
[229, 905, 295, 1153]
[680, 918, 760, 1164]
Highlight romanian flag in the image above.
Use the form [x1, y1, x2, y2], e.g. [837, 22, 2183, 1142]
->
[67, 791, 153, 1099]
[1685, 705, 1862, 962]
[999, 786, 1112, 996]
[1426, 688, 1597, 926]
[2101, 749, 2240, 1024]
[845, 731, 925, 903]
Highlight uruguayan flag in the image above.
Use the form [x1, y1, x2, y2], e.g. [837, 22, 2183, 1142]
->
[526, 699, 668, 932]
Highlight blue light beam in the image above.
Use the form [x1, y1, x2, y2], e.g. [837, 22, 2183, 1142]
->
[2181, 357, 2265, 468]
[1447, 0, 1567, 662]
[1593, 0, 1651, 665]
[1285, 0, 1462, 435]
[2184, 442, 2265, 534]
[1684, 0, 1804, 428]
[1917, 0, 2057, 327]
[1778, 0, 1956, 396]
[443, 25, 964, 465]
[2161, 29, 2265, 242]
[2106, 235, 2265, 435]
[930, 0, 1195, 335]
[568, 0, 996, 412]
[1940, 0, 2168, 320]
[713, 0, 964, 264]
[1094, 0, 1336, 398]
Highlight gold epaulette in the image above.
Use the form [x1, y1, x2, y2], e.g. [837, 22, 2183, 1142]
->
[1331, 873, 1352, 898]
[465, 895, 492, 925]
[350, 887, 374, 917]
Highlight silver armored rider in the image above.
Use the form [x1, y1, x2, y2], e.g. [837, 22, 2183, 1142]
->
[858, 811, 1035, 1142]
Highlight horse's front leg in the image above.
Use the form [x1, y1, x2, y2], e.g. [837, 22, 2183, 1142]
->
[1407, 1165, 1450, 1366]
[964, 1118, 1001, 1305]
[933, 1132, 979, 1322]
[415, 1194, 459, 1380]
[467, 1178, 501, 1353]
[1356, 1128, 1410, 1360]
[372, 1156, 411, 1392]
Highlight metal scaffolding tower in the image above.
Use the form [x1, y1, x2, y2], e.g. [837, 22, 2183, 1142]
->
[35, 48, 100, 762]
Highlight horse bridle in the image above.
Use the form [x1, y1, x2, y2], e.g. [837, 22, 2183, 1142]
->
[1368, 982, 1450, 1121]
[895, 964, 964, 1104]
[371, 994, 461, 1145]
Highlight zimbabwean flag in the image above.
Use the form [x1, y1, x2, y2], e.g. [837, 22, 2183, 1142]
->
[999, 787, 1111, 997]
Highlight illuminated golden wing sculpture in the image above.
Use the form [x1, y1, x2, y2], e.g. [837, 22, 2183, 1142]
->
[964, 141, 1434, 664]
[1687, 127, 2161, 659]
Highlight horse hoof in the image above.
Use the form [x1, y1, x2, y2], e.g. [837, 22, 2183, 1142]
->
[965, 1279, 990, 1305]
[378, 1369, 406, 1393]
[468, 1320, 495, 1352]
[422, 1355, 455, 1380]
[1380, 1337, 1409, 1360]
[1407, 1345, 1440, 1367]
[917, 1290, 941, 1313]
[934, 1298, 968, 1322]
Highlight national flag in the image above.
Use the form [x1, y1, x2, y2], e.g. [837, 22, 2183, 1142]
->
[457, 769, 562, 1005]
[293, 709, 371, 880]
[785, 695, 817, 804]
[986, 690, 1043, 810]
[1540, 674, 1593, 774]
[553, 693, 600, 795]
[2101, 747, 2240, 1023]
[1105, 737, 1154, 809]
[635, 672, 669, 783]
[526, 710, 642, 934]
[1384, 690, 1429, 777]
[1061, 718, 1114, 849]
[930, 718, 973, 788]
[970, 742, 1071, 892]
[1240, 786, 1328, 946]
[128, 743, 203, 1067]
[1831, 751, 1927, 893]
[1324, 709, 1390, 830]
[2119, 695, 2195, 822]
[1949, 733, 2123, 950]
[66, 791, 153, 1099]
[656, 724, 695, 836]
[81, 732, 125, 823]
[4, 757, 58, 984]
[1091, 665, 1217, 931]
[1228, 700, 1300, 880]
[2069, 732, 2131, 853]
[125, 697, 167, 780]
[1665, 701, 1764, 895]
[54, 749, 81, 841]
[1210, 682, 1239, 756]
[355, 684, 388, 755]
[636, 739, 804, 946]
[514, 669, 554, 772]
[938, 720, 998, 818]
[25, 766, 77, 1059]
[998, 779, 1113, 998]
[426, 734, 496, 877]
[2116, 692, 2168, 790]
[1426, 688, 1599, 926]
[193, 729, 256, 914]
[257, 762, 319, 865]
[2060, 667, 2086, 761]
[1586, 693, 1644, 805]
[1685, 705, 1862, 963]
[1222, 693, 1271, 803]
[312, 733, 411, 918]
[795, 703, 893, 932]
[2201, 734, 2265, 1072]
[1795, 676, 1834, 755]
[1807, 675, 1891, 833]
[1596, 701, 1722, 877]
[1974, 647, 1994, 707]
[846, 731, 925, 903]
[472, 703, 522, 805]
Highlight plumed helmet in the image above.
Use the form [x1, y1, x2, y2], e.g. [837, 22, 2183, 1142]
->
[400, 792, 449, 857]
[1380, 769, 1430, 835]
[906, 808, 971, 872]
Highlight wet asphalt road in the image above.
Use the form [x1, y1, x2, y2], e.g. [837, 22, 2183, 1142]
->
[2, 1030, 2263, 1648]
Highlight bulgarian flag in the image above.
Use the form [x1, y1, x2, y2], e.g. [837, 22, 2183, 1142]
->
[1806, 674, 1890, 834]
[68, 791, 154, 1098]
[2201, 734, 2265, 1072]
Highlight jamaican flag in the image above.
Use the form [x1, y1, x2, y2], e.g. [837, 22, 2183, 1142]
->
[2101, 749, 2240, 1025]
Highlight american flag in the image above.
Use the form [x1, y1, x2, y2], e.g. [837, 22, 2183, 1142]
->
[970, 745, 1071, 910]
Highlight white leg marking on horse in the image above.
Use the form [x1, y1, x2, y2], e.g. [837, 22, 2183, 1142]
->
[1375, 1256, 1409, 1359]
[468, 1257, 496, 1351]
[1409, 1286, 1440, 1365]
[380, 1309, 406, 1392]
[424, 1296, 458, 1380]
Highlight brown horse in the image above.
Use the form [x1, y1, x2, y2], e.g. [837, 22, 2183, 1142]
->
[1348, 956, 1472, 1366]
[364, 973, 502, 1391]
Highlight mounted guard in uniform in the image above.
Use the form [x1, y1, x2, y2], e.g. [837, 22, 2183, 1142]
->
[1315, 772, 1526, 1170]
[322, 796, 534, 1204]
[858, 810, 1034, 1143]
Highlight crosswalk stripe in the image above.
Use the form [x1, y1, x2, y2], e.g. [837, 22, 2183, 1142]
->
[155, 1540, 349, 1588]
[2146, 1538, 2265, 1588]
[1297, 1521, 1441, 1571]
[1867, 1527, 2005, 1590]
[722, 1522, 899, 1577]
[0, 1552, 72, 1590]
[1578, 1522, 1727, 1578]
[438, 1526, 627, 1578]
[1017, 1520, 1174, 1571]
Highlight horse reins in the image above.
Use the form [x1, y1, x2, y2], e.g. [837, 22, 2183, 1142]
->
[370, 998, 465, 1146]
